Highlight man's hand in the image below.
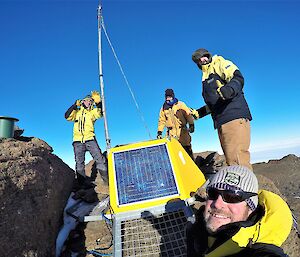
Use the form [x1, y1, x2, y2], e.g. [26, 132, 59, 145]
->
[189, 124, 195, 133]
[157, 131, 163, 139]
[220, 86, 234, 99]
[75, 100, 81, 107]
[91, 91, 101, 104]
[189, 108, 200, 120]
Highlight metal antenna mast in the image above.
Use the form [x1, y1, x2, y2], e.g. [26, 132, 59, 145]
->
[97, 4, 111, 150]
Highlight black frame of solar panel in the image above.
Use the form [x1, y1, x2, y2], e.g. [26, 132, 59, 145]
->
[113, 143, 179, 206]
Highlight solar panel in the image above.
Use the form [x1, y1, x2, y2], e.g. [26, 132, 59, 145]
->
[113, 143, 179, 206]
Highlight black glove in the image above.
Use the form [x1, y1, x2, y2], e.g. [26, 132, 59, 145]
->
[75, 99, 81, 107]
[157, 131, 163, 139]
[189, 124, 195, 133]
[220, 86, 234, 99]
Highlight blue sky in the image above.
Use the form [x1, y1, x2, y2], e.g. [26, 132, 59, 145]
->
[1, 0, 300, 168]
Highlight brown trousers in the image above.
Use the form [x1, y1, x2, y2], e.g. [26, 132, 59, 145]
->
[218, 118, 252, 170]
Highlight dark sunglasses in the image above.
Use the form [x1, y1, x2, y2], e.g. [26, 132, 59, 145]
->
[207, 187, 257, 203]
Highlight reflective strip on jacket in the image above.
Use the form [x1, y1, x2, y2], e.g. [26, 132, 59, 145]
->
[201, 55, 252, 129]
[66, 106, 102, 143]
[157, 101, 194, 146]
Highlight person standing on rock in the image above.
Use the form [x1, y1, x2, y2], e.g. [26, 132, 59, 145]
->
[65, 91, 107, 187]
[157, 88, 195, 159]
[191, 48, 253, 170]
[186, 165, 293, 257]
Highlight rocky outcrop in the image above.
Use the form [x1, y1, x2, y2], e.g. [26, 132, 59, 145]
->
[253, 154, 300, 257]
[0, 137, 74, 257]
[194, 151, 225, 177]
[1, 137, 299, 257]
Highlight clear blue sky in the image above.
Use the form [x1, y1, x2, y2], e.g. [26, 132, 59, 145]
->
[1, 0, 300, 168]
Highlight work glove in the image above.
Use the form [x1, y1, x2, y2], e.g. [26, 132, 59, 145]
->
[91, 91, 101, 104]
[189, 108, 200, 120]
[189, 124, 195, 133]
[157, 131, 163, 139]
[216, 80, 226, 100]
[75, 99, 81, 107]
[220, 85, 234, 99]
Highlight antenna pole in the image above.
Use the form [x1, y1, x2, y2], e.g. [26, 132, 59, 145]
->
[97, 4, 111, 150]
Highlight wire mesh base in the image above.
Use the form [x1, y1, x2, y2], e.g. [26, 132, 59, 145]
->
[120, 209, 187, 256]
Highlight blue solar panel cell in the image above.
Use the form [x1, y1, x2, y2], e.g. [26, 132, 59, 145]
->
[113, 144, 179, 205]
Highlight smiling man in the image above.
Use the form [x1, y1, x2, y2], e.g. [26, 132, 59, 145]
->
[187, 165, 293, 257]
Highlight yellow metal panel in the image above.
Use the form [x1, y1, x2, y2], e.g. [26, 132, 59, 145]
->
[108, 138, 206, 214]
[168, 138, 206, 198]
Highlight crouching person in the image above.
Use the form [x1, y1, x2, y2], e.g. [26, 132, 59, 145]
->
[65, 91, 108, 187]
[187, 165, 292, 257]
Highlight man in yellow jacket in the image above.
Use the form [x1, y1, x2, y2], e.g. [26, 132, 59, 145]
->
[157, 89, 195, 159]
[187, 165, 292, 257]
[65, 91, 107, 187]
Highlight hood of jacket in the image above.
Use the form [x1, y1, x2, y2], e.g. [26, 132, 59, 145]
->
[233, 190, 292, 247]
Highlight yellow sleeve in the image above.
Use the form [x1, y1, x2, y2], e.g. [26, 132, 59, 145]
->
[179, 102, 194, 125]
[157, 108, 166, 132]
[216, 55, 239, 82]
[66, 110, 77, 121]
[91, 107, 102, 120]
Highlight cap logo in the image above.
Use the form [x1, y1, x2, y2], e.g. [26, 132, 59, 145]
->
[224, 172, 240, 186]
[225, 64, 231, 69]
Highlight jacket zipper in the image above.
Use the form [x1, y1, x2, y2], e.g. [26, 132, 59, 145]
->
[169, 107, 179, 139]
[80, 111, 85, 143]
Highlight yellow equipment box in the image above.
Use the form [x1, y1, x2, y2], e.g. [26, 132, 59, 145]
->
[108, 137, 206, 214]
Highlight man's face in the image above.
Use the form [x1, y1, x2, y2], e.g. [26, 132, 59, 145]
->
[82, 98, 93, 108]
[198, 56, 209, 65]
[166, 96, 173, 102]
[204, 190, 252, 233]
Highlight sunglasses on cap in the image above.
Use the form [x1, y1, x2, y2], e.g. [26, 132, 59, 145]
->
[207, 187, 257, 204]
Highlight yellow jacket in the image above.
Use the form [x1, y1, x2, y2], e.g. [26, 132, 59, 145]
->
[157, 100, 194, 146]
[201, 55, 239, 82]
[66, 105, 102, 143]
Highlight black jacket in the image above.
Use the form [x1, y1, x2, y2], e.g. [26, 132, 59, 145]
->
[200, 55, 252, 129]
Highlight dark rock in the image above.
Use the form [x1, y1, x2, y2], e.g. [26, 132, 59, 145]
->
[0, 137, 75, 257]
[194, 151, 225, 178]
[254, 155, 300, 257]
[2, 138, 298, 257]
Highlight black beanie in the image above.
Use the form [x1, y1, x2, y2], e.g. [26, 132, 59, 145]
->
[165, 89, 175, 98]
[192, 48, 212, 63]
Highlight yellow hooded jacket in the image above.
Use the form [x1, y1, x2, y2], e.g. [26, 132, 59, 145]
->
[157, 101, 194, 146]
[203, 190, 293, 257]
[66, 105, 102, 143]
